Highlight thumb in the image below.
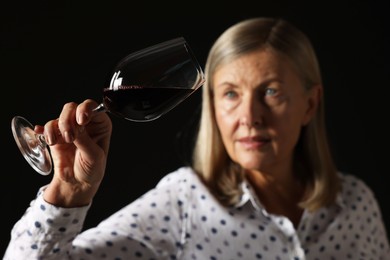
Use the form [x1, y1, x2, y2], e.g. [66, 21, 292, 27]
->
[73, 125, 107, 166]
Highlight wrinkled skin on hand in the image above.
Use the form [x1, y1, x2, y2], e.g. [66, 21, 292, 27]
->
[34, 99, 112, 207]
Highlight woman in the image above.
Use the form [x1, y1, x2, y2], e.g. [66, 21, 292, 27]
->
[4, 17, 389, 259]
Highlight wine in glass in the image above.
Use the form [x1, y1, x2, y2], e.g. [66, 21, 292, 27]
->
[11, 37, 205, 176]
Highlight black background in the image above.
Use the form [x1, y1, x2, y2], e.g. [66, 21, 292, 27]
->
[1, 0, 388, 254]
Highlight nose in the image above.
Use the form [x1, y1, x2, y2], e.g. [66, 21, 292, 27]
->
[239, 93, 264, 127]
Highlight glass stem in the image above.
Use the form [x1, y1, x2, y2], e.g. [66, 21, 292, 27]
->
[37, 134, 48, 148]
[92, 103, 107, 114]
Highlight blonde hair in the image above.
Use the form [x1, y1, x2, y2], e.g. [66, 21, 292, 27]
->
[192, 17, 340, 211]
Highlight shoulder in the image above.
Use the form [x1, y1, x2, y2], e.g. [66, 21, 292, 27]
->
[128, 167, 206, 214]
[156, 166, 203, 188]
[338, 171, 380, 211]
[133, 167, 208, 205]
[339, 172, 375, 197]
[337, 172, 389, 253]
[154, 166, 216, 201]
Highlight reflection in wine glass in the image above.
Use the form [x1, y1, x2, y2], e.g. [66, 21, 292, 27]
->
[12, 37, 205, 175]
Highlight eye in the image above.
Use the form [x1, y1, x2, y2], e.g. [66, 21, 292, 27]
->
[265, 87, 277, 96]
[263, 86, 286, 107]
[224, 90, 238, 99]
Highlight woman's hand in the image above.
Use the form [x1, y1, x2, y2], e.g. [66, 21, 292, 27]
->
[35, 99, 112, 207]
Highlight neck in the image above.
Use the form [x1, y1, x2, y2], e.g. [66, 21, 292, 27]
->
[246, 169, 305, 228]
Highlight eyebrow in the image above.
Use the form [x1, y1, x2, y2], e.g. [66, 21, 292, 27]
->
[214, 77, 284, 90]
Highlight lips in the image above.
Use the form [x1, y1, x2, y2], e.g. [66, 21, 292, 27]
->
[238, 136, 270, 149]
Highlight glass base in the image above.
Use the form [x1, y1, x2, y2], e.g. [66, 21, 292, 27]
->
[11, 116, 52, 175]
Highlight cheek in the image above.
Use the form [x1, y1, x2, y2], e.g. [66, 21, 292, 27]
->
[215, 105, 238, 146]
[274, 111, 303, 147]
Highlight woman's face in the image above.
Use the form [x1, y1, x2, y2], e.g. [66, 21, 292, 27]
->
[213, 49, 319, 173]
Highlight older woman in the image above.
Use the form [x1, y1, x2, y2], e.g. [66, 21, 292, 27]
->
[5, 17, 389, 259]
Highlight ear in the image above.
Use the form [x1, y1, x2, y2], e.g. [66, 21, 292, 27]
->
[302, 84, 322, 126]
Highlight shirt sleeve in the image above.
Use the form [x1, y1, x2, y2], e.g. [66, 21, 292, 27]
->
[3, 186, 90, 259]
[3, 168, 192, 260]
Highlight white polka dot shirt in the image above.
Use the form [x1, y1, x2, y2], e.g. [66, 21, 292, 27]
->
[4, 167, 390, 259]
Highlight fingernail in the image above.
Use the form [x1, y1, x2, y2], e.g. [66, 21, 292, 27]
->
[78, 112, 88, 124]
[45, 134, 53, 145]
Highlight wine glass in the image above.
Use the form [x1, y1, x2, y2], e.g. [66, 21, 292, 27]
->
[11, 37, 205, 176]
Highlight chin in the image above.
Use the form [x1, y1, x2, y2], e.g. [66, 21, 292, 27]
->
[238, 160, 263, 171]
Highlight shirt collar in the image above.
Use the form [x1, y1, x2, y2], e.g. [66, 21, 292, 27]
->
[234, 177, 346, 211]
[234, 179, 263, 210]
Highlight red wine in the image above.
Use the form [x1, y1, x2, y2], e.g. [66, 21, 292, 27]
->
[103, 86, 196, 121]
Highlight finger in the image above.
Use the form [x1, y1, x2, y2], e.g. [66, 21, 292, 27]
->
[43, 119, 61, 145]
[57, 102, 80, 143]
[34, 125, 44, 135]
[73, 128, 105, 164]
[76, 99, 101, 125]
